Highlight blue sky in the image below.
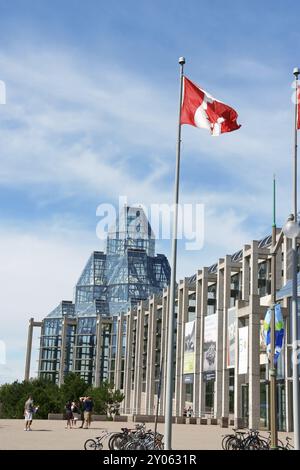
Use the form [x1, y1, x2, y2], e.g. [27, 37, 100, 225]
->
[0, 0, 299, 382]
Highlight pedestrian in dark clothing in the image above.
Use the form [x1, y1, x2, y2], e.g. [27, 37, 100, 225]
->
[65, 401, 73, 429]
[80, 396, 94, 429]
[79, 397, 85, 428]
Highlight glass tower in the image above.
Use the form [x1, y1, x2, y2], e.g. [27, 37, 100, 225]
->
[38, 206, 170, 384]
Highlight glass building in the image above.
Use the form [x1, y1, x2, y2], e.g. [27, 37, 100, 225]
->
[37, 206, 170, 385]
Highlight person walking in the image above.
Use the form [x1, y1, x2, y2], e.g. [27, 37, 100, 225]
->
[65, 400, 73, 429]
[81, 396, 94, 429]
[24, 396, 34, 431]
[78, 397, 85, 428]
[71, 401, 79, 427]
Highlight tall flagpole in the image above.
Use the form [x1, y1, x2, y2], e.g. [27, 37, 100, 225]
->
[164, 56, 185, 450]
[292, 66, 300, 450]
[270, 174, 278, 448]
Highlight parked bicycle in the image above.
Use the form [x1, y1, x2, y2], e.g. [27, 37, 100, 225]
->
[222, 428, 292, 450]
[108, 423, 164, 450]
[84, 429, 112, 450]
[277, 436, 294, 450]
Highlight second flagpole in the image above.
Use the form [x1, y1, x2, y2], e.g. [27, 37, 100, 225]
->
[164, 56, 185, 450]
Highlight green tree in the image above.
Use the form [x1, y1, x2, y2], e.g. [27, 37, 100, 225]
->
[85, 382, 125, 417]
[0, 378, 60, 419]
[59, 373, 89, 405]
[0, 375, 124, 419]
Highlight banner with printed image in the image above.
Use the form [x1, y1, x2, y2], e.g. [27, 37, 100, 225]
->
[238, 326, 248, 374]
[184, 321, 195, 374]
[260, 319, 268, 365]
[227, 307, 236, 368]
[203, 314, 217, 372]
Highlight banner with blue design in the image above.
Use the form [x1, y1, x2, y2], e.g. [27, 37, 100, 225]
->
[263, 303, 284, 363]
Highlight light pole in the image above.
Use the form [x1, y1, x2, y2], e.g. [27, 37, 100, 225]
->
[283, 67, 300, 450]
[269, 175, 278, 449]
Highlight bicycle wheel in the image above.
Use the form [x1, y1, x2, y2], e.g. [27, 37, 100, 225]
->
[109, 433, 129, 450]
[227, 436, 241, 450]
[243, 436, 261, 450]
[222, 435, 234, 450]
[126, 440, 147, 450]
[108, 433, 118, 450]
[84, 439, 97, 450]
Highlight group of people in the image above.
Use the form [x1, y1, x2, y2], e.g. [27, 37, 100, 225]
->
[183, 406, 193, 418]
[23, 395, 93, 431]
[64, 396, 94, 430]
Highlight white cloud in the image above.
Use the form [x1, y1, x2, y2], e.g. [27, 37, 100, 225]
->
[0, 225, 95, 384]
[0, 47, 292, 212]
[0, 47, 294, 382]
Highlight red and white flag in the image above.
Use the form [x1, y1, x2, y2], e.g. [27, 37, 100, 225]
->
[297, 85, 300, 130]
[180, 76, 241, 136]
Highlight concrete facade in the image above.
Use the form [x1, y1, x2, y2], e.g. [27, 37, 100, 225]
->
[26, 231, 295, 431]
[116, 231, 293, 431]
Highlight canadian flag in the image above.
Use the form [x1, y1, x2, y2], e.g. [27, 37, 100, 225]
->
[180, 76, 241, 136]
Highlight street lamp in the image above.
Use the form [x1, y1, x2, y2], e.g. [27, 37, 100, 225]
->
[283, 214, 300, 239]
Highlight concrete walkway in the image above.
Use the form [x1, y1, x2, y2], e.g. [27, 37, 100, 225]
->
[0, 419, 294, 450]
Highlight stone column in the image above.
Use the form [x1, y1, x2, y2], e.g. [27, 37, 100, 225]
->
[94, 316, 103, 387]
[221, 256, 232, 419]
[248, 296, 260, 430]
[37, 320, 44, 378]
[248, 241, 260, 429]
[71, 320, 78, 373]
[114, 315, 124, 390]
[133, 303, 145, 414]
[194, 270, 202, 417]
[250, 241, 259, 296]
[199, 269, 209, 416]
[176, 279, 189, 416]
[58, 318, 68, 387]
[25, 318, 34, 381]
[123, 312, 133, 414]
[276, 242, 283, 290]
[234, 313, 244, 428]
[160, 289, 169, 416]
[215, 259, 224, 418]
[242, 245, 250, 302]
[146, 297, 157, 415]
[284, 314, 293, 431]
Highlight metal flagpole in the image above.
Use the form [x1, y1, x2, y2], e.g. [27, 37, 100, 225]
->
[153, 355, 163, 449]
[270, 174, 278, 449]
[164, 56, 185, 450]
[292, 66, 300, 450]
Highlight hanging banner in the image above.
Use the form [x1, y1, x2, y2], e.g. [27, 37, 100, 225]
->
[184, 321, 195, 374]
[227, 307, 236, 368]
[203, 314, 217, 372]
[238, 326, 248, 374]
[263, 304, 284, 364]
[260, 320, 268, 365]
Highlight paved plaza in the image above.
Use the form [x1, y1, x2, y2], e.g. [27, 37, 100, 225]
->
[0, 419, 294, 450]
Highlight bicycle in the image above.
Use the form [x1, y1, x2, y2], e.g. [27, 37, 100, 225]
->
[277, 436, 294, 450]
[108, 423, 164, 450]
[84, 429, 111, 450]
[222, 428, 269, 450]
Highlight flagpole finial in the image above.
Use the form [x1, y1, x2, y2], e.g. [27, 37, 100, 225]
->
[178, 57, 185, 65]
[293, 67, 300, 78]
